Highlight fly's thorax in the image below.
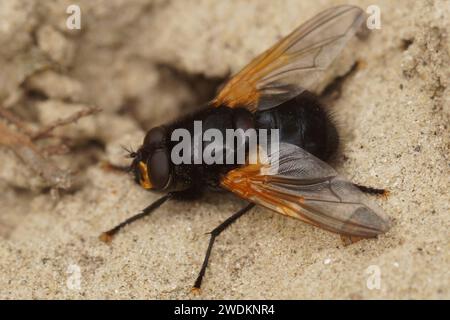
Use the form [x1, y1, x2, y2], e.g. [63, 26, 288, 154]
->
[158, 106, 256, 191]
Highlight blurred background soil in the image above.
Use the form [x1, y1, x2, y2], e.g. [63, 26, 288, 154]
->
[0, 0, 448, 299]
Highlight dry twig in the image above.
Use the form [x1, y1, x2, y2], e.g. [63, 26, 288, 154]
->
[31, 106, 101, 140]
[0, 105, 101, 189]
[0, 121, 71, 189]
[0, 106, 34, 135]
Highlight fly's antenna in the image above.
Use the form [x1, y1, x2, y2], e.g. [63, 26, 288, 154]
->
[99, 193, 173, 243]
[121, 145, 138, 173]
[121, 145, 137, 158]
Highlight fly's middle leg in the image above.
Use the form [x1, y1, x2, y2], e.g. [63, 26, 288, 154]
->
[192, 202, 255, 293]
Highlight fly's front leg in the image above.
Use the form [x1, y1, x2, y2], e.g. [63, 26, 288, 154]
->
[99, 194, 172, 243]
[100, 161, 130, 173]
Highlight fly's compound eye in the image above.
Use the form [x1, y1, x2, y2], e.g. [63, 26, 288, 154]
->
[144, 126, 166, 147]
[147, 148, 171, 190]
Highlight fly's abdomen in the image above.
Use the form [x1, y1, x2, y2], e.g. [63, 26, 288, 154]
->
[255, 92, 339, 161]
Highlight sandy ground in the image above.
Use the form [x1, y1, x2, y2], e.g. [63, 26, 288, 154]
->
[0, 0, 449, 299]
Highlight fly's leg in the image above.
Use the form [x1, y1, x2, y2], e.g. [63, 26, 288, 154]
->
[353, 183, 389, 198]
[192, 203, 255, 293]
[340, 235, 364, 246]
[342, 184, 389, 246]
[100, 161, 130, 173]
[99, 194, 172, 243]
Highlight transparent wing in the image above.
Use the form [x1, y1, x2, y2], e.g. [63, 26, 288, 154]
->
[213, 5, 366, 112]
[221, 143, 390, 238]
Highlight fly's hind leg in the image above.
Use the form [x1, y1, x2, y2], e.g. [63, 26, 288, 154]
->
[192, 203, 255, 294]
[353, 183, 390, 199]
[341, 183, 389, 246]
[340, 235, 366, 246]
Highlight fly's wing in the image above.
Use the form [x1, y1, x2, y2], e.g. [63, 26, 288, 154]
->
[212, 5, 366, 112]
[220, 143, 390, 238]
